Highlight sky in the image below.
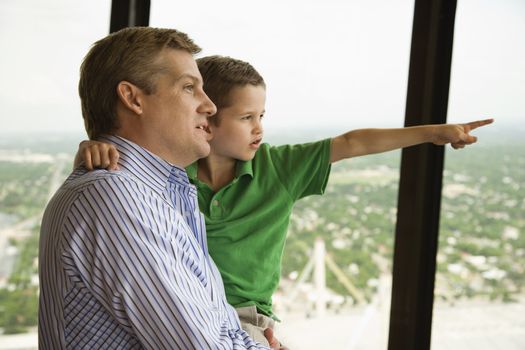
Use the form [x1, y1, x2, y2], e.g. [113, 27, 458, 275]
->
[0, 0, 523, 137]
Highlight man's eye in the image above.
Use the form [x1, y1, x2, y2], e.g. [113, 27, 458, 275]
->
[184, 84, 194, 93]
[259, 114, 265, 120]
[242, 115, 252, 120]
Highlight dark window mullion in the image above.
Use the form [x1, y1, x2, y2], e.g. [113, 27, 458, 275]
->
[388, 0, 457, 349]
[110, 0, 150, 33]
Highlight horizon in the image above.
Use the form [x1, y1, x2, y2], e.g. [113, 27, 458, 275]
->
[0, 120, 521, 154]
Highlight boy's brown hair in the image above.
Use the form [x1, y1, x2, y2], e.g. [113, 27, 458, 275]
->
[197, 56, 265, 123]
[79, 27, 201, 139]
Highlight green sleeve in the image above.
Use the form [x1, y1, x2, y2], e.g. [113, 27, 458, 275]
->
[269, 138, 332, 201]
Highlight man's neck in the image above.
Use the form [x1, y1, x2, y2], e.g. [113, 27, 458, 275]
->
[197, 154, 237, 192]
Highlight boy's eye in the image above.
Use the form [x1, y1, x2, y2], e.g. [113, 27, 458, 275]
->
[241, 115, 252, 120]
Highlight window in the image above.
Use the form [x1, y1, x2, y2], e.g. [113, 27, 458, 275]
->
[0, 0, 109, 346]
[432, 1, 525, 349]
[151, 1, 413, 348]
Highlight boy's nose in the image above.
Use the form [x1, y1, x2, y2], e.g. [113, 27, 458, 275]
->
[253, 122, 263, 135]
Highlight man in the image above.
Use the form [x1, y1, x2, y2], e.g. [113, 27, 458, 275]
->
[38, 27, 275, 349]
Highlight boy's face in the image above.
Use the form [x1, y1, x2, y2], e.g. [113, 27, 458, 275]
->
[208, 84, 266, 162]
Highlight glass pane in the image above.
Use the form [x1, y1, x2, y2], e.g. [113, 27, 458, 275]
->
[152, 1, 413, 348]
[433, 1, 525, 349]
[0, 0, 109, 348]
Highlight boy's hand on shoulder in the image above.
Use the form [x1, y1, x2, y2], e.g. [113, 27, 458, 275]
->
[75, 140, 119, 171]
[431, 118, 494, 149]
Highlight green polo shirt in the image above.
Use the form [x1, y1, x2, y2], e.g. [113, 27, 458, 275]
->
[186, 139, 332, 318]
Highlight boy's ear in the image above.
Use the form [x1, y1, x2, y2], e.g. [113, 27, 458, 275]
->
[116, 81, 145, 115]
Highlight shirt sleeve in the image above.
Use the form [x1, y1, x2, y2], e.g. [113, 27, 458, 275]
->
[62, 175, 269, 350]
[269, 138, 332, 201]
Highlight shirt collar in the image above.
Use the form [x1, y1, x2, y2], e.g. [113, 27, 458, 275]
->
[98, 135, 190, 194]
[186, 161, 199, 181]
[186, 159, 254, 183]
[235, 159, 253, 178]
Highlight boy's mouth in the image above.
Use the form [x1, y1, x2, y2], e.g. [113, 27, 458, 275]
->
[250, 138, 262, 148]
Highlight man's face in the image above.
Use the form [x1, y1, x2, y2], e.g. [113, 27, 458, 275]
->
[208, 84, 266, 162]
[140, 49, 216, 167]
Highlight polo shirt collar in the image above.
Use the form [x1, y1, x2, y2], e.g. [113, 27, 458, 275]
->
[186, 159, 254, 183]
[98, 135, 190, 194]
[186, 161, 199, 181]
[235, 159, 253, 178]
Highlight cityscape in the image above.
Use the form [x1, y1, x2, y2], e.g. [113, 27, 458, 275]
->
[0, 128, 523, 349]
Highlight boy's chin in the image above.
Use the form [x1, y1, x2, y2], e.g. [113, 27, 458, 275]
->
[236, 153, 256, 162]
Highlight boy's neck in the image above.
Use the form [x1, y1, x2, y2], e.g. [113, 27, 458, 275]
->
[197, 154, 237, 192]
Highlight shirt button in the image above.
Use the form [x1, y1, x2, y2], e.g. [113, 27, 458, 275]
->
[212, 200, 219, 206]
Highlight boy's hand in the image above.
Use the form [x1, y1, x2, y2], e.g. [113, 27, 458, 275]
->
[75, 140, 119, 170]
[263, 328, 288, 350]
[432, 118, 493, 149]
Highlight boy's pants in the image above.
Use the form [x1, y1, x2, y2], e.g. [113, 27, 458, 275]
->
[236, 306, 275, 347]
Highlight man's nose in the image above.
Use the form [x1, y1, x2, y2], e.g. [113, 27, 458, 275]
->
[198, 93, 217, 117]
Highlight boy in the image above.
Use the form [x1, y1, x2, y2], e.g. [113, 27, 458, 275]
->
[77, 55, 493, 346]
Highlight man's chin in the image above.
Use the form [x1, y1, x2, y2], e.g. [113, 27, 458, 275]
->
[196, 144, 211, 159]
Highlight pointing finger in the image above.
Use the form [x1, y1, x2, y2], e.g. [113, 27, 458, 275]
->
[465, 118, 494, 131]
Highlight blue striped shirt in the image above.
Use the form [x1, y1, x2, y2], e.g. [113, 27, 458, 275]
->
[39, 135, 269, 349]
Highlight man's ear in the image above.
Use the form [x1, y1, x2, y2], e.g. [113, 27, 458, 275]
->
[116, 81, 145, 115]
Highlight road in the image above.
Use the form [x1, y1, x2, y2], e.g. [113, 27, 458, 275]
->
[0, 154, 67, 285]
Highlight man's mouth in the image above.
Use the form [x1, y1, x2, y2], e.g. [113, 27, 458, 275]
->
[196, 124, 210, 133]
[196, 124, 212, 140]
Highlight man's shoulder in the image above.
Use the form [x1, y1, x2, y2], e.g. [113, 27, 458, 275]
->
[64, 167, 135, 193]
[44, 169, 136, 213]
